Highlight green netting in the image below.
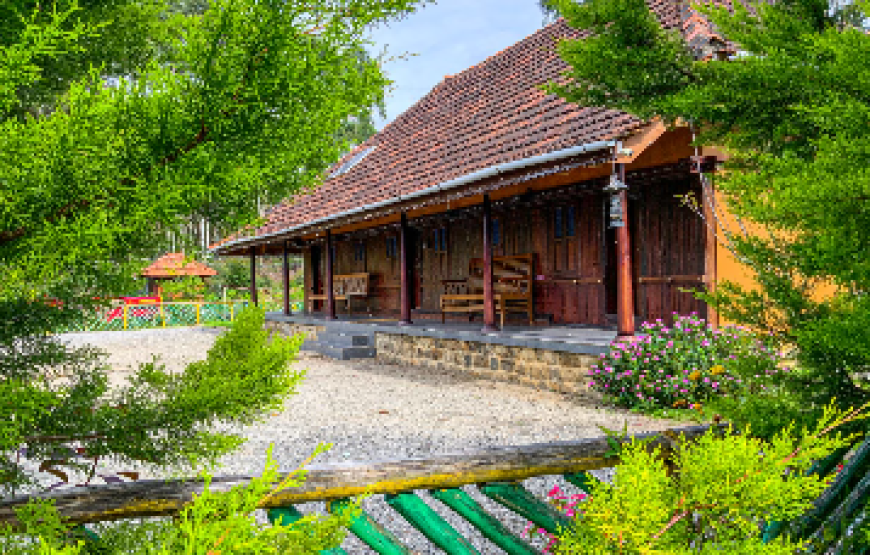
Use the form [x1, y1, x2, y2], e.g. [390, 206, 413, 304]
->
[51, 302, 250, 333]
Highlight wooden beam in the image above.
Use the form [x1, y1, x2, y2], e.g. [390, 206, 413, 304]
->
[399, 212, 412, 325]
[482, 194, 498, 332]
[615, 119, 669, 164]
[249, 247, 258, 307]
[325, 229, 336, 320]
[283, 240, 291, 316]
[616, 163, 635, 337]
[0, 424, 728, 528]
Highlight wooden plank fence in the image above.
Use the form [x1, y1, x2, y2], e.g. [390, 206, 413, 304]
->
[1, 422, 867, 554]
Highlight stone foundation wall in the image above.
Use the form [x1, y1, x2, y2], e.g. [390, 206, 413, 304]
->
[265, 321, 324, 341]
[375, 334, 603, 404]
[264, 320, 604, 404]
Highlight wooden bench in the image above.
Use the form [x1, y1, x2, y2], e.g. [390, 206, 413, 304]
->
[307, 273, 371, 316]
[441, 253, 534, 327]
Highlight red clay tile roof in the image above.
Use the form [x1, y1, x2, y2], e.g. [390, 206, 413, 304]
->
[222, 0, 736, 247]
[141, 253, 218, 278]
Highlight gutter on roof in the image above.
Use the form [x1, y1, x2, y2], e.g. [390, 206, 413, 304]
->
[212, 139, 618, 255]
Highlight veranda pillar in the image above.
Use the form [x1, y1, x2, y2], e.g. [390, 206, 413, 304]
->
[482, 194, 498, 332]
[696, 159, 720, 330]
[616, 163, 635, 336]
[282, 240, 291, 316]
[325, 229, 336, 320]
[249, 246, 258, 307]
[399, 212, 412, 325]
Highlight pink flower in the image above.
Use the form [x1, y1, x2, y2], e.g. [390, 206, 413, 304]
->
[680, 388, 688, 393]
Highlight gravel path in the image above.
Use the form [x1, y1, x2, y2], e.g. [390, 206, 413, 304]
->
[53, 327, 686, 554]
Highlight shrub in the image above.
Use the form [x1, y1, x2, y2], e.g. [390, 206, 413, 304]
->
[0, 444, 369, 554]
[549, 399, 870, 554]
[588, 313, 787, 412]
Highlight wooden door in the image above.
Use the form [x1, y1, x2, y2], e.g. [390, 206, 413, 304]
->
[634, 179, 708, 326]
[578, 194, 606, 326]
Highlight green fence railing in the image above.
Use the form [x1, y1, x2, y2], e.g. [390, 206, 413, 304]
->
[54, 299, 304, 333]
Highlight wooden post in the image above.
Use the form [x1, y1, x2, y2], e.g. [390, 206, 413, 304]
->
[702, 177, 719, 329]
[399, 212, 412, 325]
[249, 247, 258, 307]
[616, 163, 635, 337]
[325, 230, 336, 320]
[482, 194, 498, 332]
[283, 240, 291, 316]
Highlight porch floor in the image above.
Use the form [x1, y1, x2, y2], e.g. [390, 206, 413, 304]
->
[266, 312, 623, 356]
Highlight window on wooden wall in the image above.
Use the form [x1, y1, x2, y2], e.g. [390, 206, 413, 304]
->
[552, 205, 577, 273]
[492, 219, 501, 247]
[566, 206, 576, 237]
[433, 226, 448, 276]
[435, 227, 448, 254]
[352, 241, 366, 271]
[386, 236, 398, 259]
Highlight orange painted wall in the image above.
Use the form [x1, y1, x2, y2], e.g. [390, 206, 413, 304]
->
[711, 188, 845, 327]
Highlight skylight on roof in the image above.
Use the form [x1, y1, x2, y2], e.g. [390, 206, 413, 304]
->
[329, 146, 376, 178]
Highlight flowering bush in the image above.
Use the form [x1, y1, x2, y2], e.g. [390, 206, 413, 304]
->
[587, 313, 788, 411]
[522, 485, 588, 553]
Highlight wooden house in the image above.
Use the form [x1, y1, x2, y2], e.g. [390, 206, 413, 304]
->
[210, 1, 777, 336]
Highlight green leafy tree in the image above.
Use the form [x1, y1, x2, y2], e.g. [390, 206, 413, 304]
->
[542, 0, 870, 442]
[0, 0, 428, 548]
[159, 274, 207, 300]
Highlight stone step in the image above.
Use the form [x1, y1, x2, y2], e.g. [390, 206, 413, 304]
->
[314, 344, 376, 360]
[315, 331, 373, 347]
[299, 339, 321, 351]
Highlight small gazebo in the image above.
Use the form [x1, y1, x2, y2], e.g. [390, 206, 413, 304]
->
[141, 253, 217, 298]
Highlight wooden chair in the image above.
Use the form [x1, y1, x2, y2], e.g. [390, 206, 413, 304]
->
[307, 273, 372, 316]
[440, 254, 535, 327]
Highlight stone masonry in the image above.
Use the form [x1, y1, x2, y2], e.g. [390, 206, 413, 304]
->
[265, 320, 604, 404]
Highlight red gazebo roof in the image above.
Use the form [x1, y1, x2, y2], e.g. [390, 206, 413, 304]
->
[141, 253, 218, 278]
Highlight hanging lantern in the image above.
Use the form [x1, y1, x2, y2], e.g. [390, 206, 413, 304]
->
[603, 173, 627, 193]
[609, 194, 625, 228]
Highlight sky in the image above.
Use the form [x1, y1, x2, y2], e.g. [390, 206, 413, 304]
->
[365, 0, 551, 130]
